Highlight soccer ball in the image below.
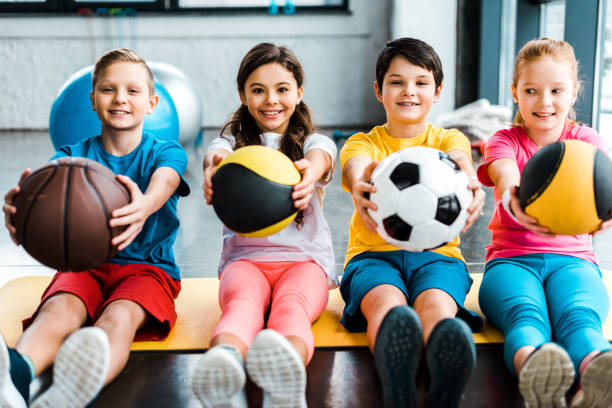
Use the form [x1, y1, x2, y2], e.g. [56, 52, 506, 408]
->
[367, 146, 472, 251]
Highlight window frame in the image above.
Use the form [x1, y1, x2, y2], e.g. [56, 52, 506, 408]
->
[0, 0, 348, 13]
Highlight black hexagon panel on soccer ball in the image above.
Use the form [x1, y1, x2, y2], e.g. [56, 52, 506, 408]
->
[438, 152, 461, 172]
[390, 162, 420, 190]
[383, 214, 413, 241]
[435, 194, 462, 226]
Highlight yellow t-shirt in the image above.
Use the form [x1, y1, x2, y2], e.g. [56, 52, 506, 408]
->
[339, 124, 472, 268]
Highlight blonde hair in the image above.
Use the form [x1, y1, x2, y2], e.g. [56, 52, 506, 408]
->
[91, 48, 155, 95]
[512, 38, 580, 126]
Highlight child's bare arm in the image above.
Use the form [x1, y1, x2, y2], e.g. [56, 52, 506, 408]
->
[488, 157, 553, 236]
[447, 150, 486, 233]
[202, 148, 231, 205]
[110, 167, 181, 250]
[342, 156, 378, 232]
[292, 148, 332, 210]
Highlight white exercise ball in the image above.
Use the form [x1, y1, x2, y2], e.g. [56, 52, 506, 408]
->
[148, 61, 203, 147]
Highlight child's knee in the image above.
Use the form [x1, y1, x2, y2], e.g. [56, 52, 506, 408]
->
[38, 293, 87, 329]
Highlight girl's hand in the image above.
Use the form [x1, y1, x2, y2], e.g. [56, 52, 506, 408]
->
[352, 161, 378, 232]
[292, 158, 316, 210]
[203, 153, 224, 205]
[109, 175, 154, 251]
[462, 177, 486, 233]
[3, 169, 31, 245]
[592, 209, 612, 236]
[508, 185, 555, 236]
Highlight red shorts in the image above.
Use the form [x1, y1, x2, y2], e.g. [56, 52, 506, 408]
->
[23, 263, 181, 341]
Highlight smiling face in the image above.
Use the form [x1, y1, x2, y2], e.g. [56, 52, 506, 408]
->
[512, 56, 577, 137]
[90, 61, 158, 134]
[374, 56, 441, 129]
[239, 62, 303, 135]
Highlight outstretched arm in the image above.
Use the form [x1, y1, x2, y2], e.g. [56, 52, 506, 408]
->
[110, 167, 181, 250]
[448, 150, 486, 233]
[202, 148, 231, 205]
[292, 148, 333, 210]
[487, 157, 553, 236]
[342, 156, 379, 232]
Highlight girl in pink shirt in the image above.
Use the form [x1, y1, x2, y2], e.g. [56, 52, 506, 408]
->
[477, 38, 612, 408]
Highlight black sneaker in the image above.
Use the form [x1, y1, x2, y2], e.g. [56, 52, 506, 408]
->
[374, 305, 423, 408]
[425, 318, 476, 408]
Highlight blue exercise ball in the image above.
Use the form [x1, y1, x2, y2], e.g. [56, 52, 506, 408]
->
[148, 61, 203, 148]
[49, 66, 179, 151]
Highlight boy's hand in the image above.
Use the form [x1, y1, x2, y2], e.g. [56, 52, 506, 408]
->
[110, 174, 154, 251]
[462, 177, 486, 233]
[203, 153, 224, 205]
[292, 158, 315, 210]
[3, 169, 31, 244]
[352, 161, 378, 232]
[508, 185, 555, 236]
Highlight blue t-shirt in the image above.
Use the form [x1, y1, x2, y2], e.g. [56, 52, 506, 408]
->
[52, 133, 190, 280]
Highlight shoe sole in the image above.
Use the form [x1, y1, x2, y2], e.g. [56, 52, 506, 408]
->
[191, 347, 246, 408]
[0, 336, 26, 408]
[374, 305, 423, 408]
[30, 327, 110, 408]
[425, 318, 476, 408]
[246, 330, 306, 408]
[519, 343, 574, 408]
[574, 350, 612, 408]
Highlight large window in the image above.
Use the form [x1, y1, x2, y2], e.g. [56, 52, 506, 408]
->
[0, 0, 348, 12]
[539, 1, 565, 39]
[598, 0, 612, 147]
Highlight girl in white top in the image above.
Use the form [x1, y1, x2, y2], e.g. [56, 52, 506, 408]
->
[192, 43, 337, 408]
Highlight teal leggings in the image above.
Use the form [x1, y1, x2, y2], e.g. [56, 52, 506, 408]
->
[479, 253, 611, 376]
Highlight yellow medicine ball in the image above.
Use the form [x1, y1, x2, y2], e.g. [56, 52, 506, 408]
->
[211, 145, 301, 237]
[518, 139, 612, 235]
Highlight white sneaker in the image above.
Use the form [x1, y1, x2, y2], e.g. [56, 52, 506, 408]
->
[0, 335, 27, 408]
[519, 343, 575, 408]
[30, 327, 110, 408]
[246, 329, 306, 408]
[570, 350, 612, 408]
[191, 346, 247, 408]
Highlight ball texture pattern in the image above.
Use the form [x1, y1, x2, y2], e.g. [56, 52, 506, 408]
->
[368, 147, 472, 251]
[12, 157, 130, 271]
[212, 145, 301, 237]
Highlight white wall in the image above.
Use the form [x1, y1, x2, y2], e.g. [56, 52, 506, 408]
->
[391, 0, 458, 122]
[0, 0, 461, 131]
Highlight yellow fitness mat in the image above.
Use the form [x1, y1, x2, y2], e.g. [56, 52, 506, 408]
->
[0, 273, 611, 351]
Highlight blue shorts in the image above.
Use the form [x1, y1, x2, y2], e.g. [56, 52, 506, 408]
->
[340, 250, 482, 333]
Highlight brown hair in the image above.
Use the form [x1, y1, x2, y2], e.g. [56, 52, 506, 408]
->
[376, 37, 444, 92]
[221, 42, 316, 227]
[512, 38, 580, 126]
[91, 48, 155, 95]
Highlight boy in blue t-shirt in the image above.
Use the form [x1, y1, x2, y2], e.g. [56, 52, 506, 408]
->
[1, 48, 189, 408]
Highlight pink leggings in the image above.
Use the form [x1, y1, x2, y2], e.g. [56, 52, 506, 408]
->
[212, 260, 329, 363]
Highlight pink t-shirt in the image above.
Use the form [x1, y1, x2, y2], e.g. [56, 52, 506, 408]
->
[476, 123, 607, 264]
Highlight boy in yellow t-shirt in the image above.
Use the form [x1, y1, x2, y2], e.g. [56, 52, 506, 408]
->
[339, 37, 486, 408]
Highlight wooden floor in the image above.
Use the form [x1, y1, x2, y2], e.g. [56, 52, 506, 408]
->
[2, 130, 611, 407]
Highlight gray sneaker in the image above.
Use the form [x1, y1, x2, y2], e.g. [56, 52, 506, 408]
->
[30, 327, 110, 408]
[519, 342, 575, 408]
[570, 350, 612, 408]
[191, 345, 247, 408]
[0, 335, 26, 408]
[246, 329, 306, 408]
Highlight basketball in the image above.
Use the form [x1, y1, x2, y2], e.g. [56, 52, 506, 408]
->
[519, 139, 612, 235]
[211, 145, 301, 237]
[11, 157, 131, 271]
